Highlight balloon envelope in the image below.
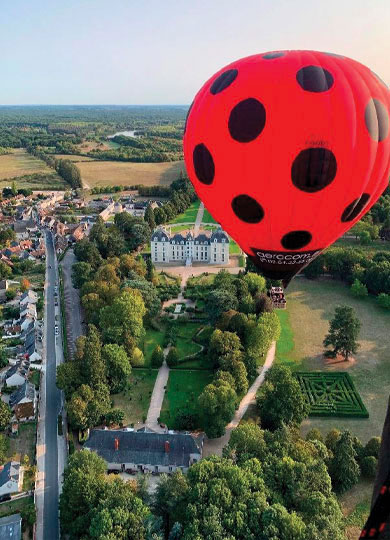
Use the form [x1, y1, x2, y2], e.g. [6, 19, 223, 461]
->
[183, 50, 390, 286]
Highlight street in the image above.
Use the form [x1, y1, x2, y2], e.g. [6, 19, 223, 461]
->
[42, 231, 62, 539]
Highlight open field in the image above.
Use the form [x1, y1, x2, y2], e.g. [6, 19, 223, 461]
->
[76, 159, 185, 188]
[281, 277, 390, 443]
[54, 154, 95, 162]
[159, 369, 213, 428]
[112, 368, 158, 425]
[0, 149, 66, 189]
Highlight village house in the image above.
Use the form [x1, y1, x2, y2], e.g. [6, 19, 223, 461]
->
[3, 360, 29, 387]
[0, 513, 22, 539]
[9, 382, 36, 417]
[151, 227, 230, 265]
[12, 220, 37, 240]
[20, 290, 38, 306]
[0, 462, 21, 496]
[84, 429, 203, 474]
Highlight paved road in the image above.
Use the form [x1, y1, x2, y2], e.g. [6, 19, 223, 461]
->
[61, 249, 85, 358]
[42, 231, 62, 539]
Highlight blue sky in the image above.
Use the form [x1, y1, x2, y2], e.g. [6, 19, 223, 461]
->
[1, 0, 389, 105]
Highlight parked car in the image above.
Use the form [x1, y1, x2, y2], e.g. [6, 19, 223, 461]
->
[55, 301, 58, 307]
[0, 494, 11, 503]
[55, 326, 59, 336]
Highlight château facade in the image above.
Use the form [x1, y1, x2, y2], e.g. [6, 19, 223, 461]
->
[151, 227, 230, 265]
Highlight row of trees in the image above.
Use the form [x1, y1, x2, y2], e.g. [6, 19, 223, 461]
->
[27, 146, 82, 188]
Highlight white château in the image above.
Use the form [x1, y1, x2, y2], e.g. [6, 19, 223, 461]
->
[151, 226, 230, 265]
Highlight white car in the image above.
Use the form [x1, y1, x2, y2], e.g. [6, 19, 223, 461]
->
[55, 326, 59, 336]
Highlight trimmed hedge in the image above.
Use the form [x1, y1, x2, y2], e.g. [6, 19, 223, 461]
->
[295, 372, 369, 418]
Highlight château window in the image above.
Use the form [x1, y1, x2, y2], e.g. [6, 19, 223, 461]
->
[153, 237, 157, 242]
[222, 239, 225, 243]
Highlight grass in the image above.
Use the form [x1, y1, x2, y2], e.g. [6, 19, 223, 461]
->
[143, 327, 166, 366]
[169, 200, 200, 224]
[8, 422, 36, 463]
[0, 149, 66, 188]
[28, 370, 40, 389]
[229, 239, 241, 255]
[54, 154, 95, 162]
[340, 479, 373, 539]
[275, 309, 298, 367]
[0, 495, 34, 519]
[281, 277, 390, 443]
[76, 159, 185, 189]
[335, 237, 390, 253]
[159, 370, 214, 428]
[175, 323, 203, 359]
[202, 207, 217, 224]
[112, 368, 158, 425]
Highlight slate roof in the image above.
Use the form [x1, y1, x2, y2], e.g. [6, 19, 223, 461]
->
[0, 513, 21, 540]
[152, 228, 169, 242]
[20, 290, 38, 303]
[210, 229, 229, 243]
[0, 462, 20, 487]
[84, 429, 201, 468]
[9, 382, 35, 408]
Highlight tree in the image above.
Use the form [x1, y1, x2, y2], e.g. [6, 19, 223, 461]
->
[256, 365, 309, 430]
[224, 422, 267, 464]
[323, 305, 361, 360]
[350, 279, 368, 298]
[123, 278, 161, 322]
[243, 272, 266, 295]
[99, 289, 146, 353]
[0, 402, 11, 430]
[114, 213, 150, 251]
[105, 408, 125, 427]
[102, 344, 131, 393]
[303, 254, 325, 279]
[166, 347, 179, 367]
[81, 325, 106, 388]
[329, 430, 360, 493]
[205, 289, 238, 323]
[365, 436, 381, 458]
[0, 262, 12, 281]
[72, 262, 93, 289]
[378, 293, 390, 310]
[74, 238, 103, 268]
[131, 347, 145, 367]
[209, 329, 242, 369]
[81, 293, 104, 325]
[254, 293, 274, 315]
[144, 204, 156, 230]
[151, 345, 164, 368]
[56, 360, 82, 399]
[198, 375, 237, 438]
[119, 253, 147, 278]
[153, 471, 188, 536]
[20, 278, 30, 292]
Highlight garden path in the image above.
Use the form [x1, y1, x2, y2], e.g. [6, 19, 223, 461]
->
[145, 347, 170, 433]
[202, 341, 276, 457]
[194, 201, 204, 235]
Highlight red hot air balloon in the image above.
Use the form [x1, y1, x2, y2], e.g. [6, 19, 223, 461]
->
[183, 50, 390, 286]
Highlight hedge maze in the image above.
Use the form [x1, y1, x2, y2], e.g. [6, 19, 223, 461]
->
[295, 372, 369, 418]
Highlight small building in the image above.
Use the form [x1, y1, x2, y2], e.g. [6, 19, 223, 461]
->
[0, 513, 21, 540]
[0, 462, 21, 496]
[4, 361, 28, 387]
[84, 429, 202, 474]
[9, 382, 36, 413]
[20, 290, 38, 306]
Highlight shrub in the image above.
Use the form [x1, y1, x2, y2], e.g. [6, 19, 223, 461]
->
[360, 455, 378, 478]
[365, 436, 381, 458]
[378, 293, 390, 310]
[151, 345, 164, 368]
[305, 428, 324, 443]
[351, 279, 368, 298]
[166, 347, 179, 367]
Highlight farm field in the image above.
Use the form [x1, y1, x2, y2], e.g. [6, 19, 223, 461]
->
[159, 369, 213, 429]
[280, 277, 390, 443]
[54, 154, 95, 162]
[76, 159, 185, 188]
[112, 368, 158, 425]
[0, 149, 66, 189]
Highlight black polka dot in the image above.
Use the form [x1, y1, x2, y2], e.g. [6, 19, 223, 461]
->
[228, 98, 266, 143]
[296, 66, 334, 92]
[371, 71, 388, 89]
[341, 193, 371, 222]
[210, 69, 238, 95]
[291, 147, 337, 193]
[184, 101, 193, 134]
[193, 144, 214, 185]
[231, 194, 264, 224]
[263, 52, 285, 59]
[281, 231, 312, 250]
[365, 99, 389, 142]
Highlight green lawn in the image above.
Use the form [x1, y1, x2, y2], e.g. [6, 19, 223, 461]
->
[169, 201, 200, 224]
[335, 237, 390, 253]
[275, 309, 298, 367]
[339, 479, 373, 539]
[175, 323, 203, 359]
[112, 368, 158, 425]
[159, 370, 214, 428]
[143, 327, 166, 366]
[281, 277, 390, 443]
[202, 207, 217, 224]
[229, 239, 241, 255]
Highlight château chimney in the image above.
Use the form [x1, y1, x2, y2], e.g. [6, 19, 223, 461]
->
[114, 438, 119, 451]
[164, 440, 170, 453]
